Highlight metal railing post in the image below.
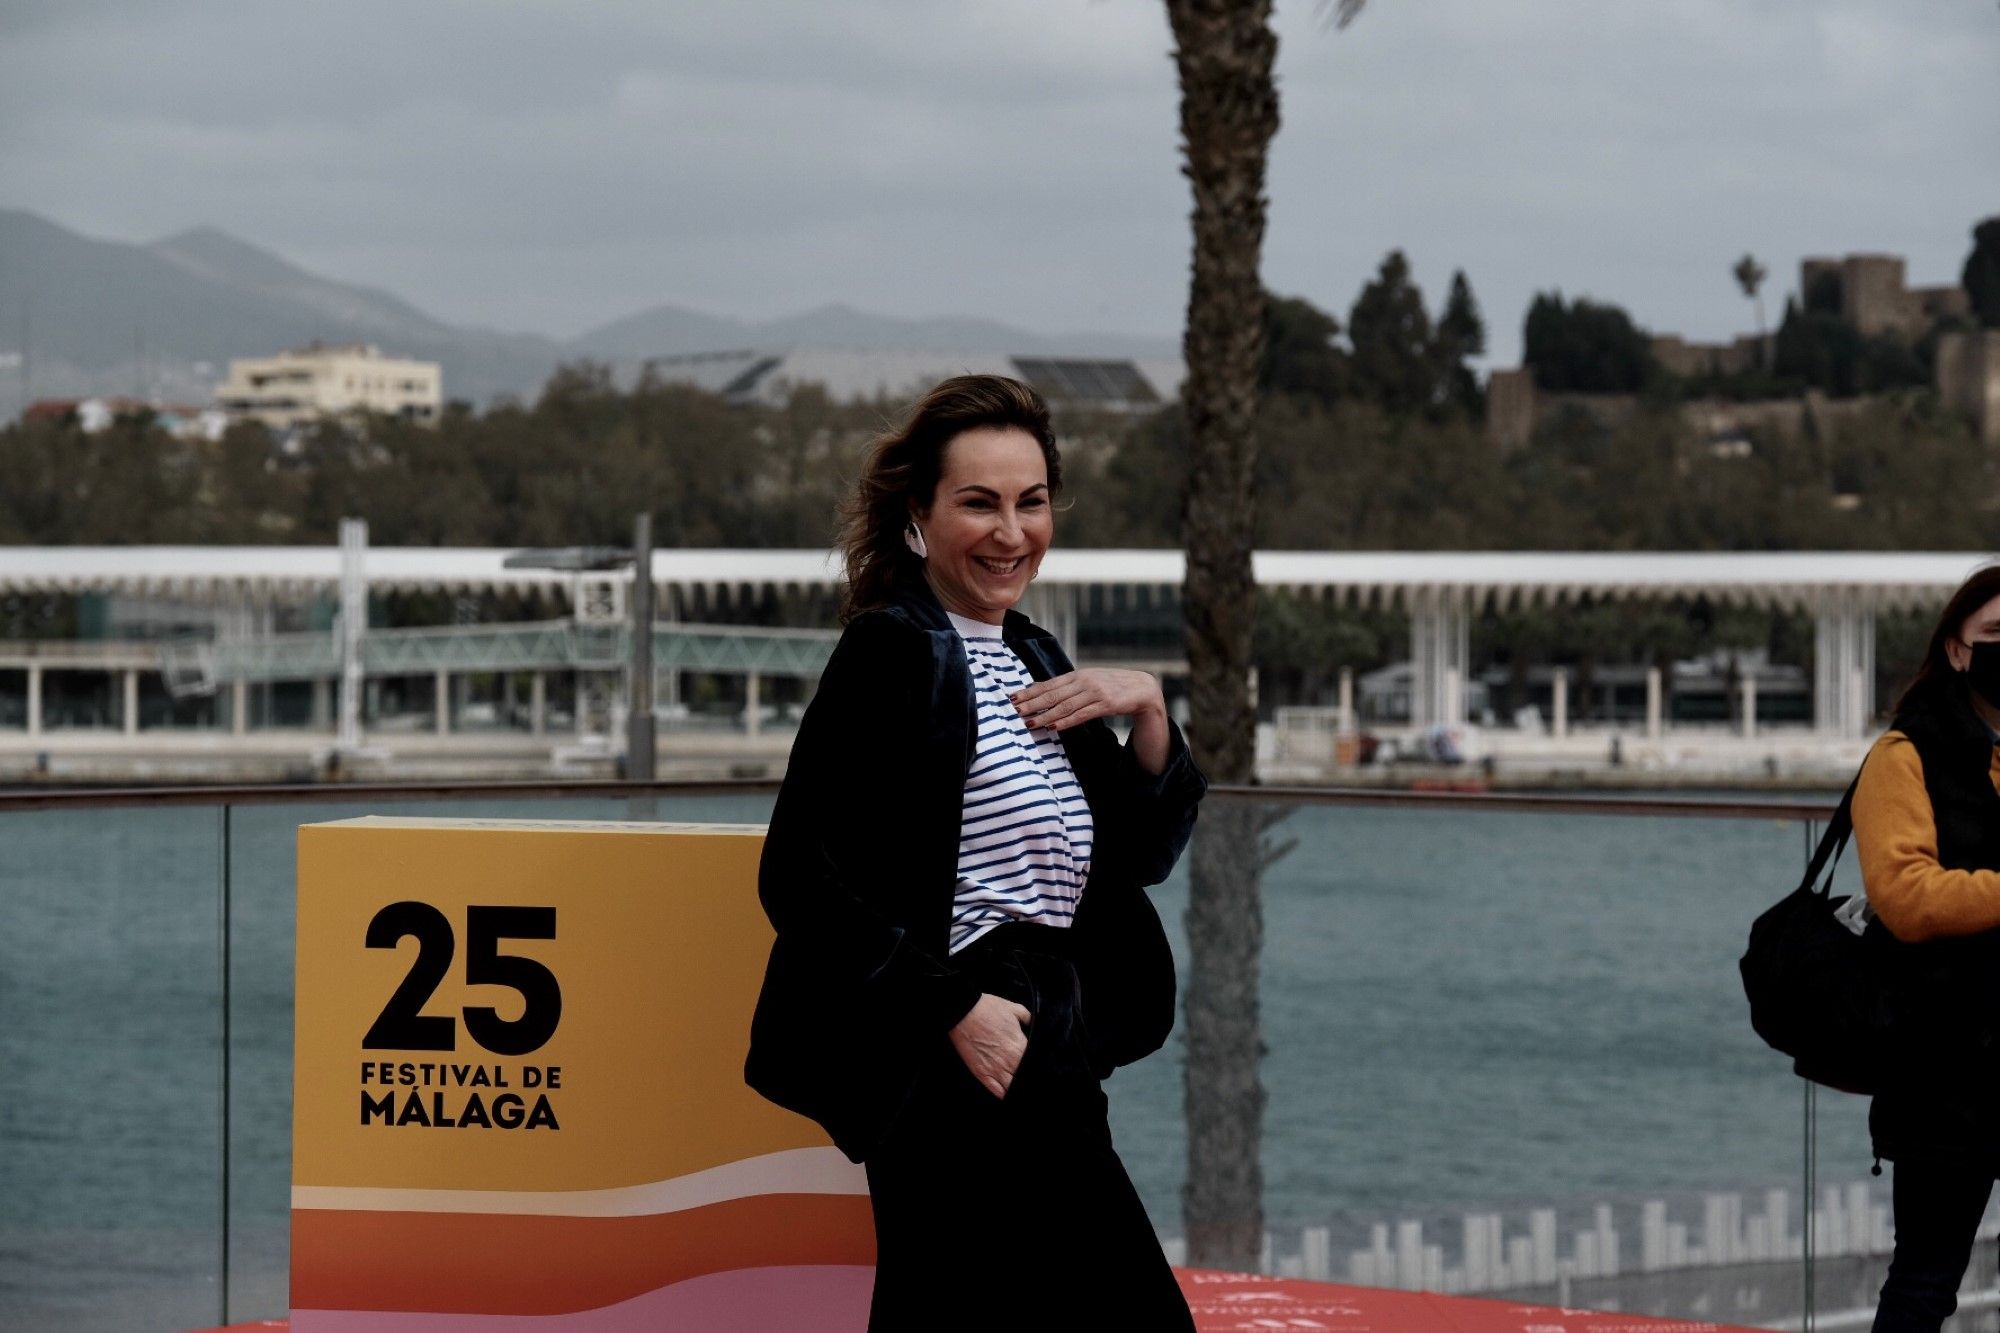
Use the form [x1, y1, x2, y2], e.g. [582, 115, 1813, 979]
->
[217, 801, 233, 1325]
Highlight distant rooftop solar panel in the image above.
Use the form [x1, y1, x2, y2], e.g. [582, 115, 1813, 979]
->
[1011, 358, 1158, 406]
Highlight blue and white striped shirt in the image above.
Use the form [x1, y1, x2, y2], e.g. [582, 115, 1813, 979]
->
[945, 612, 1094, 954]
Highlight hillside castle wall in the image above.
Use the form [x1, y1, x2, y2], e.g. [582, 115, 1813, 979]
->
[1488, 252, 1995, 450]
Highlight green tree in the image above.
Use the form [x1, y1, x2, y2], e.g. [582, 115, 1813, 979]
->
[1434, 269, 1486, 416]
[1348, 249, 1436, 414]
[1074, 403, 1188, 547]
[1252, 590, 1385, 707]
[1260, 294, 1349, 405]
[201, 420, 300, 540]
[1804, 266, 1844, 316]
[1771, 300, 1929, 398]
[1522, 292, 1655, 393]
[1771, 298, 1854, 394]
[1962, 216, 2000, 328]
[745, 384, 884, 548]
[1733, 253, 1768, 344]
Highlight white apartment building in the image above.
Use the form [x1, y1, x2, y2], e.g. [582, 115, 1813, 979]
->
[215, 343, 442, 431]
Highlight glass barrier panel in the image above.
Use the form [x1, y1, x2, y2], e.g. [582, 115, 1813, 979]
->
[221, 789, 778, 1321]
[1115, 795, 1874, 1328]
[0, 804, 226, 1333]
[1806, 835, 1907, 1326]
[9, 786, 1891, 1329]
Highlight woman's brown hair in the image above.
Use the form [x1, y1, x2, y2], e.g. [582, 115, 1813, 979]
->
[1893, 563, 2000, 716]
[837, 374, 1062, 623]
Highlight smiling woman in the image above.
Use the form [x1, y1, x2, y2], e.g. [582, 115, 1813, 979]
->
[907, 424, 1052, 623]
[744, 375, 1206, 1331]
[833, 375, 1064, 627]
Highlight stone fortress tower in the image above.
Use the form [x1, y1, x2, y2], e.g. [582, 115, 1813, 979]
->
[1798, 253, 1970, 339]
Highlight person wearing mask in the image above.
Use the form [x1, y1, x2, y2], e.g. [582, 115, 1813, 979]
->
[744, 374, 1206, 1332]
[1856, 564, 2000, 1331]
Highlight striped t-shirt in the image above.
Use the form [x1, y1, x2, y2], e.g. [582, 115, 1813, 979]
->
[946, 612, 1094, 954]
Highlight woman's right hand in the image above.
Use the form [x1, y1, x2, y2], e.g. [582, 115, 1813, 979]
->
[948, 992, 1033, 1099]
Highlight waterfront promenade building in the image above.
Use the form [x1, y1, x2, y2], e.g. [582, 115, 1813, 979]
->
[0, 543, 1980, 785]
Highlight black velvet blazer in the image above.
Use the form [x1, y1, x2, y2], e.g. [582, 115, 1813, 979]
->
[743, 574, 1207, 1162]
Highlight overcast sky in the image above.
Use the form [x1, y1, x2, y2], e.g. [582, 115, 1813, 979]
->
[2, 0, 1995, 364]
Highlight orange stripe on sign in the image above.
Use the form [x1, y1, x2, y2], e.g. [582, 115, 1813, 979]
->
[291, 1193, 876, 1314]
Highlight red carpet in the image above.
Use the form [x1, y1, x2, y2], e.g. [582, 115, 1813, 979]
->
[1178, 1269, 1758, 1330]
[195, 1272, 1761, 1331]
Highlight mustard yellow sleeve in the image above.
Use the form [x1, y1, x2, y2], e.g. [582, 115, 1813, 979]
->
[1856, 730, 2000, 942]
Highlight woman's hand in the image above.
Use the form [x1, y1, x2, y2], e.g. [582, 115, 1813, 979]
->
[1011, 668, 1170, 774]
[949, 992, 1033, 1099]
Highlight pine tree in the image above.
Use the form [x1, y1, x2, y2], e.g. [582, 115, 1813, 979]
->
[1434, 270, 1486, 415]
[1964, 217, 2000, 328]
[1348, 250, 1435, 414]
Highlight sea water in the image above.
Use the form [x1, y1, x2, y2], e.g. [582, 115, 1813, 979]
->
[0, 791, 1868, 1329]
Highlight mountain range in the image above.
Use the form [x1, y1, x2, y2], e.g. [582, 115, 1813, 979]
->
[0, 209, 1177, 406]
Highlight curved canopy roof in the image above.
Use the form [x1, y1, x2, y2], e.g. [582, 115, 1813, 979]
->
[0, 547, 1987, 613]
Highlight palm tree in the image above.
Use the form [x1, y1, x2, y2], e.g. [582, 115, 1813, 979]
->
[1165, 0, 1364, 1272]
[1733, 253, 1768, 362]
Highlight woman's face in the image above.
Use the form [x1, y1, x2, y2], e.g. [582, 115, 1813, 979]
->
[911, 425, 1053, 624]
[1947, 592, 2000, 670]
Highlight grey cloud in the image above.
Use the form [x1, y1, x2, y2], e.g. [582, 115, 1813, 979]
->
[1, 0, 1993, 357]
[1261, 0, 1998, 358]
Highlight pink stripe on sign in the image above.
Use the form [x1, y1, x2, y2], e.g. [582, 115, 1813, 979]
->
[290, 1264, 874, 1333]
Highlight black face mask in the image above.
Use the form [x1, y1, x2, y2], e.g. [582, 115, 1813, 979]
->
[1966, 641, 2000, 709]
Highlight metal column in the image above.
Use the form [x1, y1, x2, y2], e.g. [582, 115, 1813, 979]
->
[1814, 592, 1876, 738]
[1409, 590, 1470, 728]
[336, 518, 367, 752]
[626, 515, 656, 781]
[1019, 583, 1080, 658]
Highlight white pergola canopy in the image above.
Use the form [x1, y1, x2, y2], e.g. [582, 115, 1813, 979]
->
[2, 546, 1983, 739]
[0, 547, 1987, 615]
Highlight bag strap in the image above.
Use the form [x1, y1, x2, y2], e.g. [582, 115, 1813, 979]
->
[1798, 770, 1861, 898]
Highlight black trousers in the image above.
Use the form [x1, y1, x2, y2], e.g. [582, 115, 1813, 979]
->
[862, 922, 1195, 1333]
[1873, 1158, 1997, 1332]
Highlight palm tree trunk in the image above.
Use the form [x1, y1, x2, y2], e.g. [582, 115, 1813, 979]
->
[1166, 0, 1279, 1273]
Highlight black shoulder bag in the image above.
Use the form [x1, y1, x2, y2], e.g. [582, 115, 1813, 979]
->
[1739, 773, 1901, 1096]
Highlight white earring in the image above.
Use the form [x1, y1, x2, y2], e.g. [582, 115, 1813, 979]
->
[904, 523, 928, 559]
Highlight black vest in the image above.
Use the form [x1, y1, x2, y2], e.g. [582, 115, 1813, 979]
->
[1894, 677, 2000, 876]
[1870, 676, 2000, 1164]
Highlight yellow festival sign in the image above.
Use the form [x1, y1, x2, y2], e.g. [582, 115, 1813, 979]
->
[291, 817, 875, 1330]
